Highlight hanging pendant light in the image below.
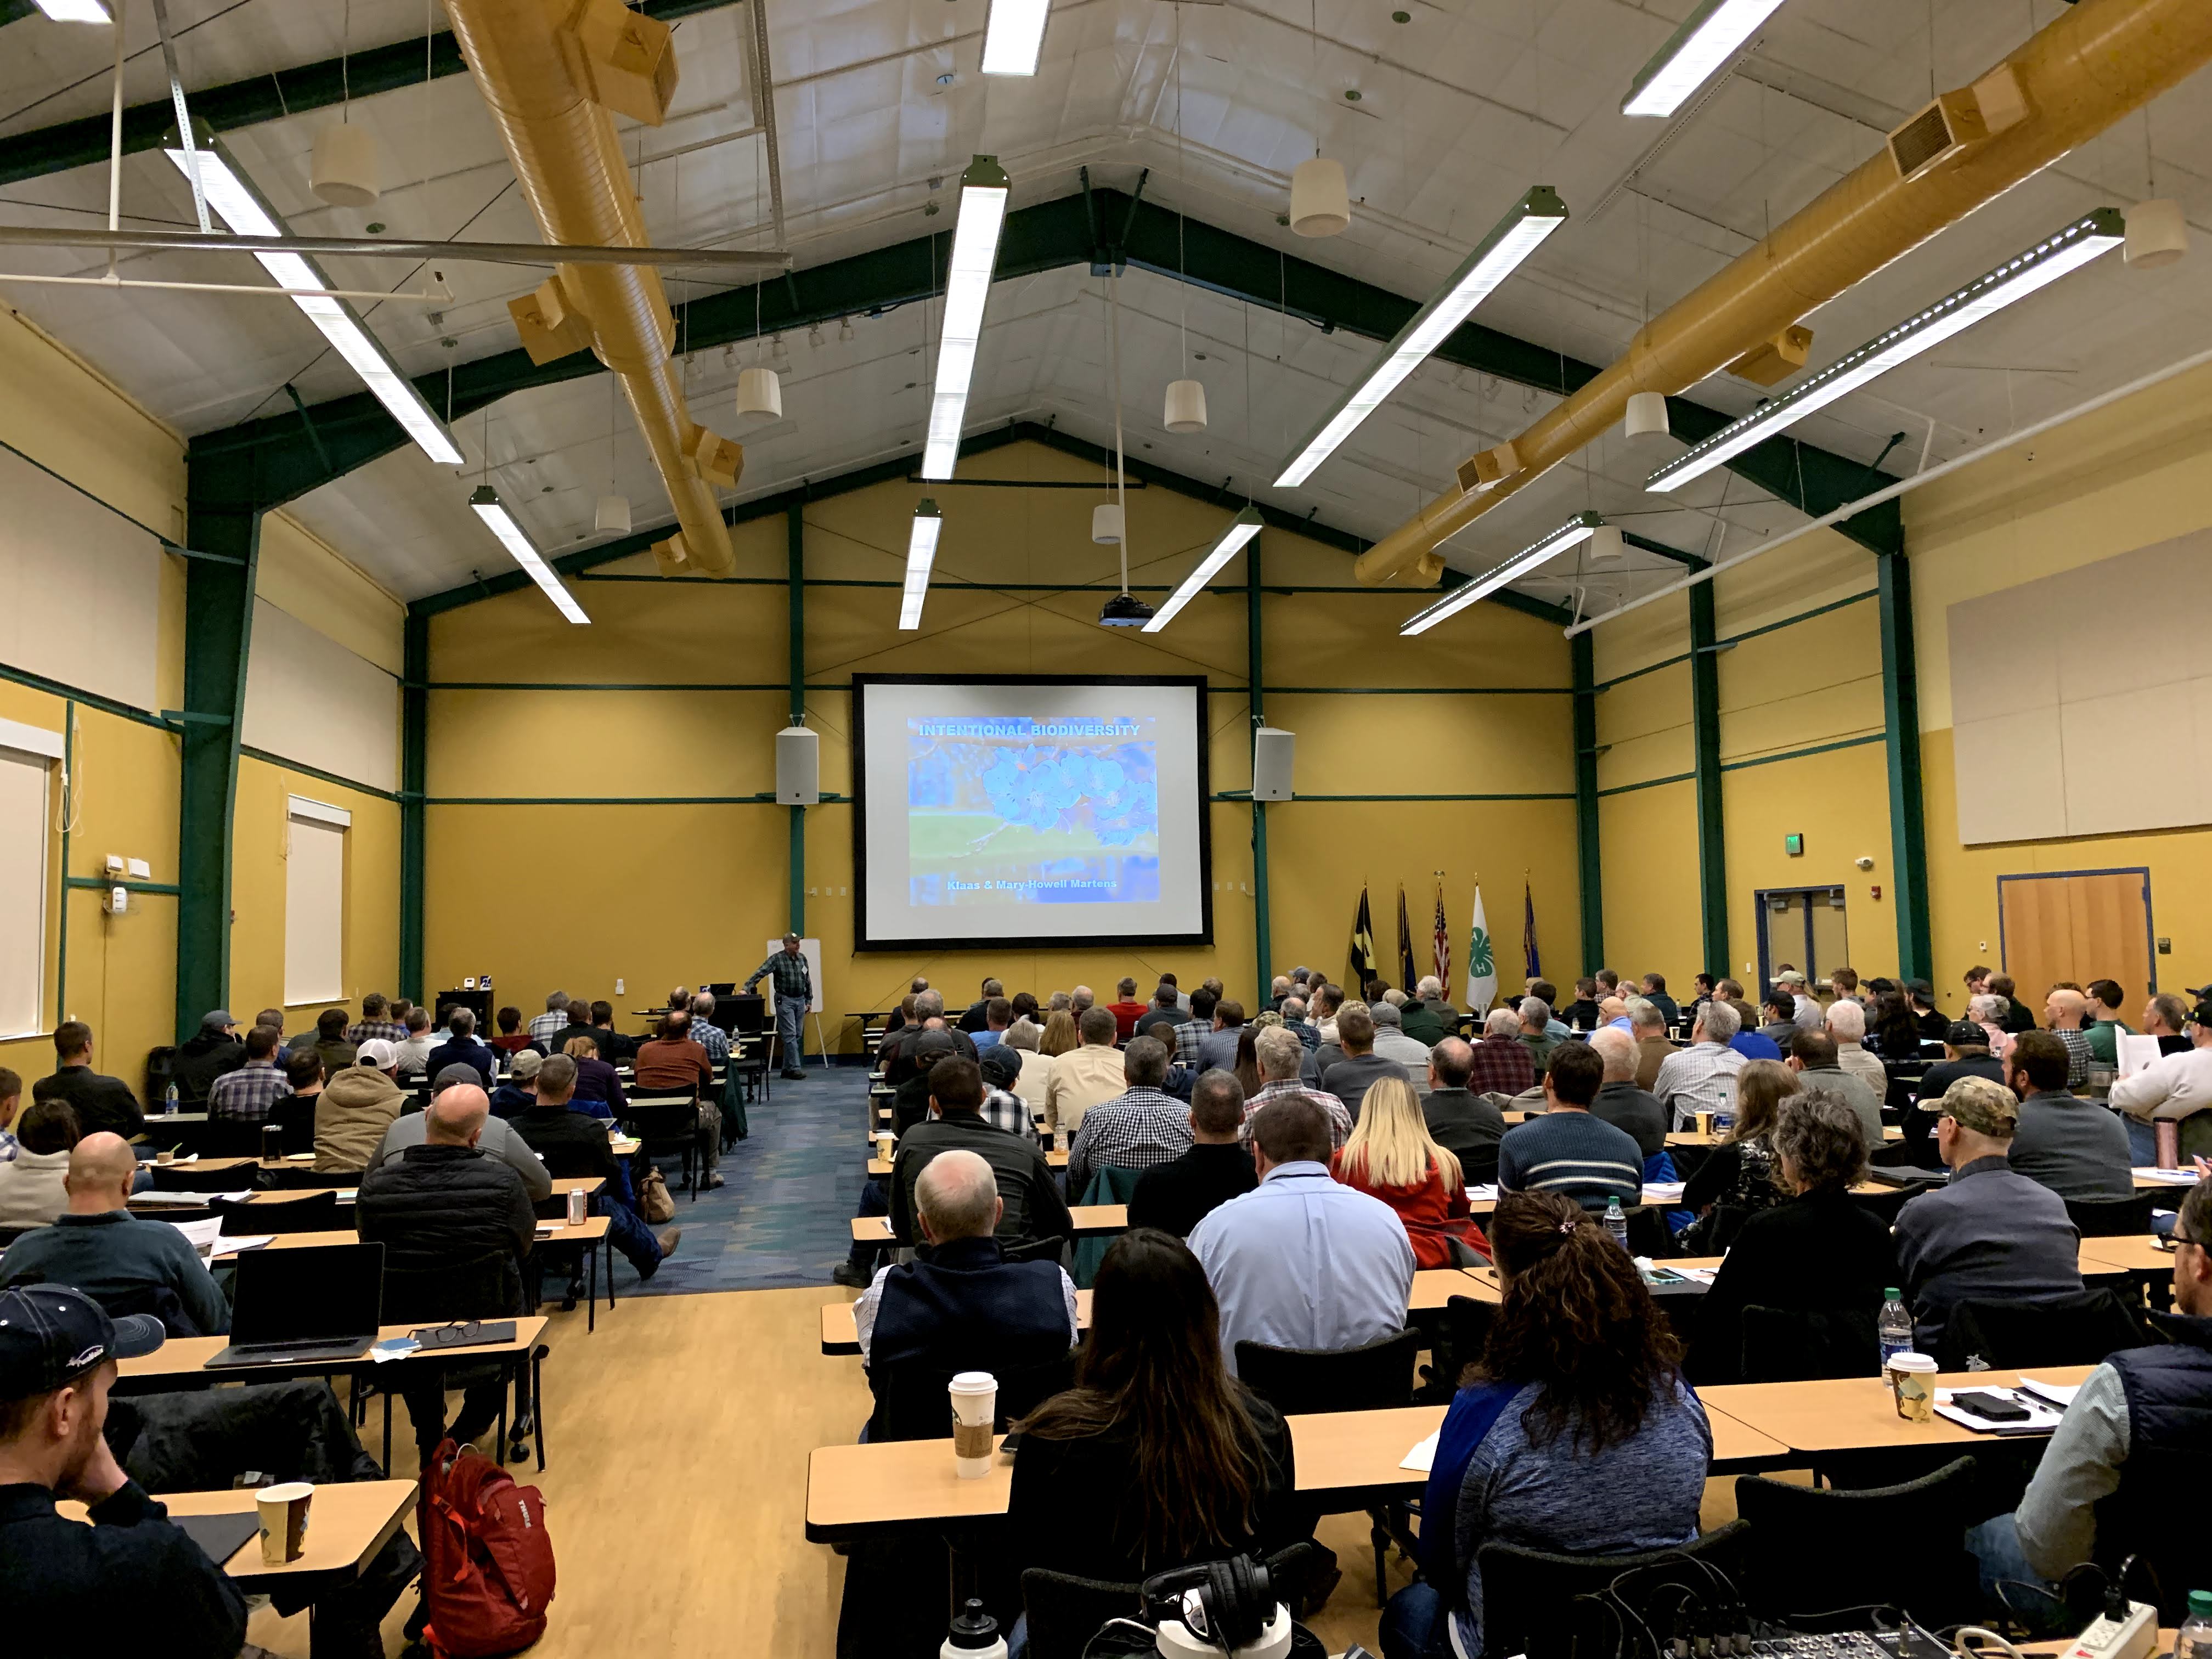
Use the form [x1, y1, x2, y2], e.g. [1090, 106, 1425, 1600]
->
[310, 122, 381, 208]
[1624, 391, 1670, 441]
[1290, 156, 1350, 238]
[1164, 378, 1208, 433]
[1091, 504, 1125, 544]
[1586, 523, 1626, 563]
[2125, 199, 2188, 269]
[594, 494, 631, 535]
[737, 365, 782, 420]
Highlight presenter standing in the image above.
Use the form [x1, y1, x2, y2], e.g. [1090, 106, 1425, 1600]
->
[745, 933, 812, 1080]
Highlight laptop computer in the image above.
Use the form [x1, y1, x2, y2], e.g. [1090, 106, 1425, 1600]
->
[206, 1241, 384, 1367]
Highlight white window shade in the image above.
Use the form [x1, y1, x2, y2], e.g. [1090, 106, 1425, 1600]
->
[0, 744, 52, 1037]
[284, 805, 347, 1006]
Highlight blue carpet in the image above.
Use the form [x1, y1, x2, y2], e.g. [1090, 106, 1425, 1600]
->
[608, 1065, 869, 1297]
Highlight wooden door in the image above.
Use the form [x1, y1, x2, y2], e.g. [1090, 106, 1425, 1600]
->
[1998, 869, 2155, 1004]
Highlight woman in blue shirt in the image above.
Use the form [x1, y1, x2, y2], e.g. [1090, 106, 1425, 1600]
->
[1382, 1191, 1713, 1659]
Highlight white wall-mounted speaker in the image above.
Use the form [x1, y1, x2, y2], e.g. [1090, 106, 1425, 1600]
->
[1252, 726, 1296, 801]
[777, 725, 819, 804]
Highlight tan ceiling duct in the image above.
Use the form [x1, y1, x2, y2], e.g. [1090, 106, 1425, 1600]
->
[445, 0, 741, 577]
[1352, 0, 2212, 587]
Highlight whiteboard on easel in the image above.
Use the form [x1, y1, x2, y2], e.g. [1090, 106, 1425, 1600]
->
[760, 939, 825, 1013]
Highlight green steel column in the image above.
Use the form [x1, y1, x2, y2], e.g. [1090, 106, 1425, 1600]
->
[174, 500, 261, 1042]
[1571, 631, 1603, 972]
[1247, 537, 1271, 998]
[1689, 583, 1729, 981]
[1878, 550, 1933, 981]
[787, 503, 806, 936]
[399, 611, 428, 1003]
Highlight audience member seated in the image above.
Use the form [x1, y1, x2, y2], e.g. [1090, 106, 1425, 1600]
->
[289, 1006, 359, 1074]
[1011, 1228, 1297, 1584]
[956, 977, 1006, 1034]
[1000, 1018, 1052, 1119]
[1639, 973, 1681, 1029]
[167, 1010, 243, 1107]
[635, 1012, 721, 1189]
[1381, 1191, 1712, 1659]
[1863, 990, 1923, 1062]
[1045, 1006, 1128, 1143]
[347, 992, 407, 1047]
[2042, 987, 2097, 1090]
[584, 1000, 638, 1063]
[2110, 995, 2212, 1164]
[1189, 1094, 1415, 1372]
[1466, 1006, 1538, 1098]
[1586, 1029, 1668, 1160]
[685, 994, 732, 1078]
[268, 1048, 325, 1154]
[890, 1058, 1071, 1250]
[1104, 977, 1148, 1042]
[1403, 977, 1457, 1046]
[355, 1086, 535, 1465]
[0, 1136, 228, 1335]
[969, 997, 1013, 1053]
[1527, 983, 1572, 1042]
[1965, 1176, 2212, 1620]
[1130, 1074, 1259, 1238]
[512, 1054, 678, 1284]
[1418, 1037, 1507, 1173]
[489, 1005, 531, 1056]
[1132, 983, 1183, 1042]
[424, 1007, 496, 1090]
[1678, 1059, 1798, 1252]
[557, 1034, 627, 1121]
[315, 1042, 405, 1172]
[0, 1099, 78, 1233]
[1370, 1001, 1435, 1068]
[527, 991, 573, 1048]
[1690, 1090, 1894, 1384]
[1905, 978, 1946, 1040]
[31, 1023, 142, 1145]
[1244, 1026, 1352, 1149]
[1912, 1017, 2006, 1119]
[489, 1047, 543, 1118]
[2141, 991, 2193, 1058]
[1756, 987, 1802, 1053]
[1966, 994, 2016, 1062]
[1497, 1040, 1641, 1212]
[205, 1023, 292, 1130]
[2004, 1029, 2134, 1201]
[2083, 978, 2134, 1069]
[1321, 1003, 1410, 1121]
[1621, 1001, 1664, 1091]
[1826, 998, 1889, 1094]
[371, 1066, 552, 1203]
[880, 991, 978, 1084]
[391, 1004, 435, 1077]
[0, 1285, 247, 1659]
[1784, 1029, 1884, 1149]
[1894, 1077, 2084, 1354]
[1305, 982, 1341, 1046]
[975, 1045, 1031, 1136]
[1193, 998, 1248, 1073]
[1515, 996, 1561, 1077]
[1652, 1000, 1748, 1129]
[892, 1029, 958, 1137]
[545, 1000, 594, 1060]
[1334, 1077, 1484, 1268]
[1562, 978, 1605, 1034]
[1066, 1037, 1194, 1197]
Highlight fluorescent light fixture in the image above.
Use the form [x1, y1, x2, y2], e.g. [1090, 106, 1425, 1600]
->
[469, 486, 590, 624]
[1143, 507, 1262, 633]
[1646, 209, 2125, 495]
[1399, 512, 1602, 637]
[1621, 0, 1790, 118]
[981, 0, 1051, 75]
[33, 0, 111, 20]
[163, 134, 462, 466]
[900, 499, 944, 629]
[1274, 187, 1567, 488]
[922, 156, 1011, 480]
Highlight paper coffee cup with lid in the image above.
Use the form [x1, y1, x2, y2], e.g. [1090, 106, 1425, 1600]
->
[948, 1371, 998, 1479]
[1886, 1352, 1938, 1423]
[256, 1482, 314, 1564]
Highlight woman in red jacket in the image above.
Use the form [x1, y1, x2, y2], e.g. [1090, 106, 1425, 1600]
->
[1333, 1076, 1487, 1268]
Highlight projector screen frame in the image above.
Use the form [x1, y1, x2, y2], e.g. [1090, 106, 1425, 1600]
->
[849, 672, 1215, 953]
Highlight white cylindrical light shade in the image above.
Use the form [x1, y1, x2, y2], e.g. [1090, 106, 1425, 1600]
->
[1091, 504, 1124, 544]
[2125, 199, 2188, 269]
[1624, 390, 1670, 439]
[1164, 378, 1208, 433]
[737, 365, 783, 419]
[309, 123, 382, 208]
[1289, 157, 1350, 238]
[1586, 524, 1625, 563]
[594, 494, 631, 535]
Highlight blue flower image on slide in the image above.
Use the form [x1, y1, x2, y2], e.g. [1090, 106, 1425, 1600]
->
[905, 715, 1161, 907]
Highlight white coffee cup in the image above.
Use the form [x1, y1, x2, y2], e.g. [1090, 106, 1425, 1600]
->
[948, 1370, 998, 1479]
[1886, 1351, 1938, 1423]
[256, 1481, 314, 1564]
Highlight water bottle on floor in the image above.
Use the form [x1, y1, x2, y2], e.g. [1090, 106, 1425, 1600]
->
[2177, 1592, 2212, 1659]
[1604, 1197, 1628, 1250]
[941, 1598, 1005, 1659]
[1878, 1288, 1913, 1368]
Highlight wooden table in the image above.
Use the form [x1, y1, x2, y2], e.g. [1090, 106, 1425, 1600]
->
[93, 1480, 419, 1593]
[1698, 1364, 2096, 1457]
[2078, 1234, 2177, 1276]
[2132, 1167, 2202, 1193]
[866, 1148, 1066, 1176]
[1666, 1127, 1903, 1148]
[851, 1205, 1127, 1244]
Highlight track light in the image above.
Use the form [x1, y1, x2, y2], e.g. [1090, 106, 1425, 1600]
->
[922, 156, 1011, 479]
[1399, 514, 1602, 636]
[980, 0, 1051, 75]
[1275, 187, 1567, 487]
[165, 133, 461, 466]
[1144, 507, 1262, 633]
[1646, 209, 2125, 495]
[469, 487, 589, 623]
[1621, 0, 1790, 118]
[900, 499, 943, 629]
[32, 0, 110, 20]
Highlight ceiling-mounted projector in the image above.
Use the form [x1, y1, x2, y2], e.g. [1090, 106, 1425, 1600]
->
[1098, 592, 1156, 628]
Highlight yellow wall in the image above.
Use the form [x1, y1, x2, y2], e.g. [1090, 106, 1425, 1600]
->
[421, 440, 1579, 1047]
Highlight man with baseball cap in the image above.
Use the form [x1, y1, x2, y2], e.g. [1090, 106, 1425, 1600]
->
[1893, 1076, 2084, 1353]
[313, 1041, 405, 1173]
[0, 1284, 247, 1656]
[743, 930, 814, 1080]
[2110, 992, 2212, 1165]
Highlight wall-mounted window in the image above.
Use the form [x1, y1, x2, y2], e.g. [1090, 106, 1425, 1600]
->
[284, 796, 349, 1007]
[0, 718, 62, 1038]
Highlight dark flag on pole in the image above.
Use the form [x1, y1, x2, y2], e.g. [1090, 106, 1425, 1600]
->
[1348, 885, 1378, 989]
[1522, 878, 1542, 981]
[1396, 884, 1419, 992]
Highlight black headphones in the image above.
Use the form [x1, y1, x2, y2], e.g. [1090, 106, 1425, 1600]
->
[1141, 1554, 1274, 1653]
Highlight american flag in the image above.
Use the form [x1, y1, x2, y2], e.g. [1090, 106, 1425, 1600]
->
[1432, 881, 1450, 989]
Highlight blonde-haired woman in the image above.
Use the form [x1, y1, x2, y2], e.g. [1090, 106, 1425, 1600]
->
[1333, 1076, 1486, 1268]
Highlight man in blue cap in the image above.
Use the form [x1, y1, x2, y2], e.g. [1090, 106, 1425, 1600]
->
[0, 1284, 247, 1656]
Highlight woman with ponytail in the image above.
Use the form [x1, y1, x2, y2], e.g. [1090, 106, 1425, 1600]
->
[1380, 1191, 1713, 1659]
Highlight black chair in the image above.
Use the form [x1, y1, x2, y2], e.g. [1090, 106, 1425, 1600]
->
[867, 1350, 1077, 1444]
[1939, 1288, 2152, 1373]
[1476, 1521, 1751, 1659]
[1418, 1294, 1494, 1404]
[212, 1189, 338, 1234]
[148, 1161, 226, 1191]
[1739, 1305, 1881, 1383]
[1624, 1204, 1678, 1259]
[1018, 1567, 1143, 1659]
[1001, 1234, 1069, 1269]
[1735, 1457, 1980, 1629]
[2066, 1193, 2155, 1237]
[623, 1094, 702, 1200]
[1850, 1182, 1936, 1226]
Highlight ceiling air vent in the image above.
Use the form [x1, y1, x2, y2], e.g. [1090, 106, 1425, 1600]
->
[1889, 89, 1988, 183]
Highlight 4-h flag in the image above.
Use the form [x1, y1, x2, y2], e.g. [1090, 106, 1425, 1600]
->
[1432, 881, 1451, 991]
[1464, 885, 1497, 1017]
[1348, 885, 1378, 989]
[1396, 884, 1419, 992]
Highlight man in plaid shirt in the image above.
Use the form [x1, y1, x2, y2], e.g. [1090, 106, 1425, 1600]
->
[207, 1026, 295, 1124]
[346, 992, 407, 1047]
[1172, 988, 1219, 1069]
[1466, 1008, 1539, 1097]
[977, 1046, 1032, 1137]
[1242, 1026, 1352, 1148]
[685, 994, 731, 1066]
[527, 992, 573, 1048]
[1065, 1036, 1193, 1195]
[744, 933, 813, 1080]
[1651, 1000, 1750, 1128]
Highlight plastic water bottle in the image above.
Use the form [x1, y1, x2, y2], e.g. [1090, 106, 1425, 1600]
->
[1604, 1197, 1629, 1250]
[163, 1082, 179, 1116]
[942, 1598, 1006, 1659]
[1878, 1288, 1913, 1368]
[2177, 1592, 2212, 1659]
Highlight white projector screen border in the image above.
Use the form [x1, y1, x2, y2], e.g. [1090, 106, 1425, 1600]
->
[850, 673, 1214, 952]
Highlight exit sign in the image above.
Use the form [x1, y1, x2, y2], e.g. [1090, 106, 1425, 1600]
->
[1784, 833, 1804, 857]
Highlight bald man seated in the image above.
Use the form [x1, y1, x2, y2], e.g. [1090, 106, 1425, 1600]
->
[852, 1149, 1077, 1441]
[0, 1133, 230, 1336]
[356, 1086, 538, 1464]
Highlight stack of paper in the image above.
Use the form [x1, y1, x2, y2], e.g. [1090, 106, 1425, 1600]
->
[1400, 1431, 1440, 1474]
[1466, 1184, 1500, 1202]
[2016, 1376, 2081, 1410]
[1643, 1182, 1687, 1201]
[1932, 1387, 2063, 1435]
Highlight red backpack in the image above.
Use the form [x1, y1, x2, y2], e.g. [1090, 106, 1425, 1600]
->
[420, 1437, 558, 1657]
